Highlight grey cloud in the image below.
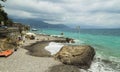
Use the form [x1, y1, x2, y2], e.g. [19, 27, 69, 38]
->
[2, 0, 120, 28]
[89, 8, 120, 14]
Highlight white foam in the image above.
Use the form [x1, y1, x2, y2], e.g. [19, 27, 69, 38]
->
[45, 42, 64, 55]
[74, 39, 85, 45]
[79, 61, 117, 72]
[89, 62, 116, 72]
[45, 41, 120, 72]
[50, 35, 64, 37]
[79, 53, 120, 72]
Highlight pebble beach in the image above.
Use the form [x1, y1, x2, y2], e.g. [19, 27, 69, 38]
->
[0, 34, 80, 72]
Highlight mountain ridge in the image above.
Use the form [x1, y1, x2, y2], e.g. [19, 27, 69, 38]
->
[13, 19, 69, 29]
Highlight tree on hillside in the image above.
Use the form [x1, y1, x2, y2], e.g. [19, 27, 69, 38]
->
[0, 0, 13, 26]
[0, 0, 6, 2]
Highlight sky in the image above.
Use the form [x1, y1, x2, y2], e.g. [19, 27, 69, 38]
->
[1, 0, 120, 28]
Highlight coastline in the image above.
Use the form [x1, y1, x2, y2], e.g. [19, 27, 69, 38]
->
[0, 33, 81, 72]
[23, 33, 61, 56]
[23, 33, 74, 57]
[1, 30, 119, 72]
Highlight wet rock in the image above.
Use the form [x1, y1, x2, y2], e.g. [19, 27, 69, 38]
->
[66, 38, 75, 43]
[54, 45, 95, 69]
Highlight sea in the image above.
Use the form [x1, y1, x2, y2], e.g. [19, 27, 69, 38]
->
[32, 28, 120, 72]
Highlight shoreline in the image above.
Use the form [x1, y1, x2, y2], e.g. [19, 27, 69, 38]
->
[0, 32, 119, 72]
[0, 33, 81, 72]
[23, 33, 119, 72]
[23, 33, 72, 57]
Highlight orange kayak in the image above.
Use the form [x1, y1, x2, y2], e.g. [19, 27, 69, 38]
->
[0, 49, 14, 57]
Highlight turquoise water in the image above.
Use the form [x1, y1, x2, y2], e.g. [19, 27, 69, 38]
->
[32, 28, 120, 71]
[34, 28, 120, 58]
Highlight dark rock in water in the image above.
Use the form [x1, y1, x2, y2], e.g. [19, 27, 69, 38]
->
[54, 45, 95, 69]
[66, 38, 75, 43]
[51, 40, 67, 43]
[102, 59, 113, 64]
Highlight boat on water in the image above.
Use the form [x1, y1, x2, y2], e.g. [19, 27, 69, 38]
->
[32, 28, 38, 31]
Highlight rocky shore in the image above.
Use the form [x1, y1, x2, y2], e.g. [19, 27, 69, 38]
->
[25, 41, 51, 57]
[0, 34, 95, 72]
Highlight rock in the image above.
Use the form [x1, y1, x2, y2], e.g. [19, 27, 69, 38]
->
[54, 45, 95, 69]
[66, 38, 75, 43]
[24, 41, 51, 57]
[48, 64, 80, 72]
[0, 38, 17, 51]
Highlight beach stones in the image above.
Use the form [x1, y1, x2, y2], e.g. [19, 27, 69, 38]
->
[54, 45, 95, 69]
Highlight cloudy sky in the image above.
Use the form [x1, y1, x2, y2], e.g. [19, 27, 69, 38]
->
[1, 0, 120, 28]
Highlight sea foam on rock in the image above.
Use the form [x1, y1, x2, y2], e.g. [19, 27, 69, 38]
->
[54, 45, 95, 69]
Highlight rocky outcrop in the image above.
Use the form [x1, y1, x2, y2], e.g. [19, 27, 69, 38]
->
[66, 38, 75, 43]
[0, 38, 17, 51]
[52, 38, 75, 43]
[54, 45, 95, 69]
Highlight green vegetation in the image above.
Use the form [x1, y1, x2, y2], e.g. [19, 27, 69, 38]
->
[0, 0, 13, 26]
[0, 0, 29, 51]
[0, 0, 30, 32]
[1, 0, 6, 2]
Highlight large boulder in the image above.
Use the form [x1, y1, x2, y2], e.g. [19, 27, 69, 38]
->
[54, 45, 95, 69]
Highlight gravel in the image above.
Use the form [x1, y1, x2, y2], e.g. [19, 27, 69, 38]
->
[0, 48, 61, 72]
[0, 34, 80, 72]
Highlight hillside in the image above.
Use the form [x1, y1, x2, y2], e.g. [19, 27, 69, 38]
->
[13, 19, 69, 29]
